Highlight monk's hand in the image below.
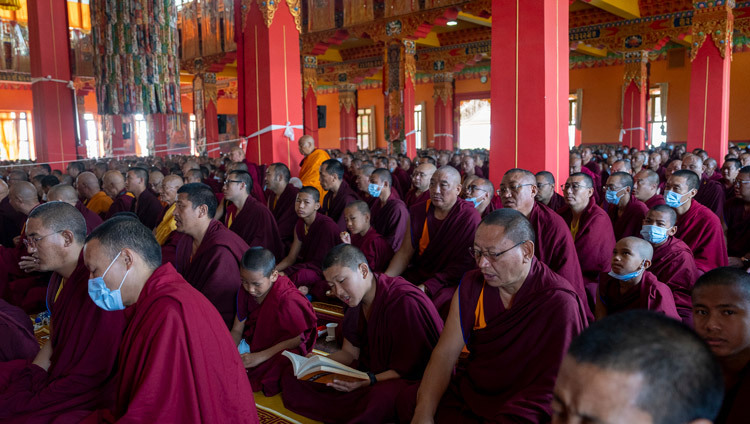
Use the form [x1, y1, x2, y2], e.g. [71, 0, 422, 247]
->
[241, 352, 266, 369]
[298, 286, 310, 296]
[340, 232, 351, 244]
[728, 256, 745, 268]
[19, 255, 40, 273]
[327, 378, 368, 392]
[417, 284, 426, 293]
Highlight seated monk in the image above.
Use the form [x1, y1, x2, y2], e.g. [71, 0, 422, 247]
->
[230, 247, 317, 397]
[720, 158, 742, 200]
[125, 167, 163, 230]
[725, 166, 750, 269]
[570, 152, 601, 204]
[0, 299, 38, 362]
[404, 163, 436, 208]
[0, 202, 126, 421]
[465, 177, 496, 218]
[559, 173, 616, 311]
[386, 166, 480, 317]
[389, 156, 411, 199]
[77, 172, 113, 219]
[223, 170, 284, 261]
[298, 135, 330, 199]
[0, 179, 26, 248]
[552, 310, 723, 424]
[102, 170, 134, 219]
[281, 244, 443, 424]
[319, 159, 360, 231]
[275, 186, 340, 300]
[153, 175, 183, 265]
[341, 201, 394, 272]
[682, 153, 725, 219]
[535, 171, 565, 212]
[173, 183, 249, 328]
[368, 168, 409, 251]
[692, 267, 750, 424]
[665, 170, 728, 273]
[406, 210, 587, 423]
[82, 217, 259, 422]
[229, 146, 266, 203]
[499, 169, 591, 322]
[633, 169, 665, 209]
[595, 237, 680, 320]
[265, 162, 300, 255]
[47, 184, 102, 233]
[604, 172, 649, 239]
[183, 168, 203, 185]
[640, 205, 700, 326]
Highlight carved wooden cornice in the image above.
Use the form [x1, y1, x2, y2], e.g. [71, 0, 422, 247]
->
[690, 0, 734, 60]
[623, 51, 648, 88]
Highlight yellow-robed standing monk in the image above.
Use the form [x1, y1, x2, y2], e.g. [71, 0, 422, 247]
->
[297, 135, 329, 199]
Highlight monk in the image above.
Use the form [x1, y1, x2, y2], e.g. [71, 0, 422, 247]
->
[404, 163, 436, 208]
[153, 175, 183, 265]
[223, 170, 284, 261]
[407, 210, 587, 423]
[76, 172, 113, 219]
[173, 183, 249, 328]
[692, 268, 750, 424]
[666, 170, 728, 273]
[368, 168, 409, 251]
[640, 205, 700, 325]
[682, 153, 725, 218]
[610, 159, 632, 175]
[126, 167, 163, 230]
[725, 166, 750, 267]
[83, 217, 259, 423]
[648, 150, 666, 181]
[633, 169, 665, 209]
[464, 177, 496, 217]
[0, 202, 126, 421]
[265, 162, 300, 254]
[102, 170, 134, 219]
[559, 173, 616, 310]
[228, 146, 265, 203]
[319, 159, 360, 231]
[47, 184, 103, 234]
[552, 311, 723, 424]
[0, 179, 23, 248]
[341, 201, 394, 272]
[282, 244, 443, 424]
[604, 172, 649, 239]
[275, 186, 340, 300]
[298, 135, 330, 199]
[570, 152, 601, 203]
[720, 158, 742, 199]
[386, 166, 480, 316]
[461, 155, 482, 184]
[0, 299, 38, 362]
[230, 247, 317, 397]
[389, 156, 411, 199]
[581, 147, 601, 180]
[149, 170, 164, 197]
[535, 171, 565, 211]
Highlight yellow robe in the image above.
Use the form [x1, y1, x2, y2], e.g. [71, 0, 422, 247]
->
[298, 149, 330, 199]
[154, 203, 177, 245]
[85, 191, 114, 217]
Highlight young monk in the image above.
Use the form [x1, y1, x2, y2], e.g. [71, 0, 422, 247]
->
[368, 168, 409, 252]
[281, 244, 443, 424]
[319, 159, 360, 231]
[341, 201, 394, 272]
[230, 247, 317, 397]
[83, 217, 258, 422]
[692, 267, 750, 424]
[595, 237, 680, 320]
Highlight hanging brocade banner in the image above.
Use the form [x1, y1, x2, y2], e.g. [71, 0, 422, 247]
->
[91, 0, 182, 115]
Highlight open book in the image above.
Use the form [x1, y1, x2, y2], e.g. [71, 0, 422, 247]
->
[282, 351, 369, 384]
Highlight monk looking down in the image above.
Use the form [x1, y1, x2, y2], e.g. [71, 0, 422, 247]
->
[265, 162, 300, 255]
[102, 170, 134, 220]
[153, 174, 183, 265]
[125, 167, 163, 230]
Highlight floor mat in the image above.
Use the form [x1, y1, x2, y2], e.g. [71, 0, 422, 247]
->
[255, 392, 322, 424]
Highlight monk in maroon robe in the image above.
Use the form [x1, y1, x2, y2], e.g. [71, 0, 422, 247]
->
[342, 201, 394, 272]
[368, 168, 408, 252]
[406, 210, 586, 423]
[0, 182, 26, 248]
[320, 159, 360, 231]
[535, 171, 565, 212]
[265, 163, 300, 255]
[229, 146, 266, 204]
[83, 218, 258, 423]
[390, 157, 412, 199]
[282, 244, 443, 424]
[571, 152, 601, 204]
[102, 171, 134, 220]
[126, 168, 163, 230]
[173, 183, 250, 328]
[682, 154, 725, 219]
[47, 184, 103, 234]
[404, 163, 435, 208]
[725, 166, 750, 264]
[633, 169, 665, 209]
[604, 172, 649, 239]
[0, 299, 38, 362]
[230, 248, 317, 396]
[720, 158, 742, 200]
[386, 166, 480, 317]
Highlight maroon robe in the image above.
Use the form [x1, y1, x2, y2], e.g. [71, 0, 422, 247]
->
[242, 159, 266, 204]
[237, 276, 317, 396]
[580, 166, 601, 204]
[716, 362, 750, 424]
[130, 189, 163, 230]
[404, 199, 480, 316]
[474, 166, 485, 178]
[559, 198, 617, 311]
[286, 213, 341, 300]
[267, 184, 300, 254]
[392, 167, 411, 199]
[674, 201, 728, 273]
[644, 194, 666, 209]
[0, 254, 126, 421]
[694, 174, 725, 219]
[598, 271, 680, 320]
[281, 273, 443, 424]
[606, 197, 649, 239]
[724, 197, 750, 258]
[160, 230, 183, 266]
[106, 264, 258, 423]
[175, 220, 249, 328]
[104, 190, 134, 220]
[547, 192, 566, 212]
[320, 180, 360, 231]
[0, 197, 25, 248]
[75, 201, 103, 234]
[351, 227, 394, 273]
[480, 200, 497, 218]
[369, 191, 409, 252]
[229, 197, 284, 261]
[404, 188, 429, 209]
[649, 236, 700, 325]
[0, 299, 38, 362]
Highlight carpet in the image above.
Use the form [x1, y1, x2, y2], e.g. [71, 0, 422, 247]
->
[255, 392, 321, 424]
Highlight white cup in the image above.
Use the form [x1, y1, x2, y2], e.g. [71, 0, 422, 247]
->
[326, 323, 338, 342]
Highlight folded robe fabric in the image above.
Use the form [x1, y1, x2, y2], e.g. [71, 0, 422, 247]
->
[598, 271, 680, 320]
[267, 184, 300, 255]
[229, 196, 284, 262]
[0, 299, 38, 362]
[369, 191, 409, 252]
[649, 236, 699, 325]
[674, 200, 728, 274]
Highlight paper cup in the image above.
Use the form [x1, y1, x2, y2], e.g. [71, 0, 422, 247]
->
[326, 322, 338, 342]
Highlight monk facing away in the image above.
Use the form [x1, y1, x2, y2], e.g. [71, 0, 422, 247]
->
[47, 184, 103, 234]
[77, 171, 113, 220]
[552, 310, 724, 424]
[406, 210, 587, 423]
[82, 217, 259, 423]
[281, 244, 443, 424]
[341, 201, 394, 273]
[265, 162, 300, 255]
[298, 135, 330, 199]
[230, 247, 317, 397]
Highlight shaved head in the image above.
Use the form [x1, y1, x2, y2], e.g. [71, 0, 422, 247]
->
[77, 171, 100, 190]
[618, 236, 654, 261]
[47, 184, 79, 206]
[10, 181, 38, 202]
[435, 165, 461, 185]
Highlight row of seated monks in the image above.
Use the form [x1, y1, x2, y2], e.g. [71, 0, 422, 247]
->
[0, 137, 748, 423]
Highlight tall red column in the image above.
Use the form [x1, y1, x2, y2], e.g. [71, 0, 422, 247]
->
[236, 0, 304, 174]
[303, 56, 319, 141]
[433, 73, 454, 151]
[384, 39, 416, 157]
[490, 0, 569, 186]
[27, 0, 78, 169]
[621, 51, 648, 150]
[687, 2, 732, 161]
[339, 85, 358, 153]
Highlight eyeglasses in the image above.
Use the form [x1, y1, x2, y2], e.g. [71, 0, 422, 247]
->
[561, 183, 591, 191]
[469, 241, 527, 262]
[496, 184, 533, 195]
[23, 230, 63, 248]
[536, 183, 552, 189]
[735, 180, 750, 186]
[225, 179, 243, 184]
[466, 185, 486, 194]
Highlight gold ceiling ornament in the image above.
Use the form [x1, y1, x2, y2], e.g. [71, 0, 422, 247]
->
[257, 0, 280, 29]
[690, 1, 734, 61]
[338, 86, 357, 113]
[623, 50, 647, 89]
[0, 0, 22, 12]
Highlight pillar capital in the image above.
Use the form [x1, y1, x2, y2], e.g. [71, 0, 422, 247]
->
[432, 73, 454, 104]
[243, 0, 302, 33]
[338, 86, 357, 113]
[303, 55, 318, 92]
[691, 0, 734, 61]
[623, 50, 648, 89]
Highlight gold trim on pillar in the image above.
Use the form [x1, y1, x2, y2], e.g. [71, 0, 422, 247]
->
[623, 50, 647, 89]
[432, 73, 453, 104]
[338, 84, 357, 113]
[286, 0, 302, 33]
[404, 39, 416, 85]
[690, 1, 734, 61]
[303, 55, 318, 92]
[257, 0, 280, 28]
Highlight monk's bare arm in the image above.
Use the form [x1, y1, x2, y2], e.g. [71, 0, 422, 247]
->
[385, 218, 414, 277]
[32, 340, 53, 372]
[230, 317, 245, 346]
[326, 338, 359, 366]
[594, 285, 607, 321]
[243, 336, 301, 368]
[412, 291, 465, 423]
[276, 231, 302, 272]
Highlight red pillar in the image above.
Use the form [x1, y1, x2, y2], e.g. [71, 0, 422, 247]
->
[236, 0, 304, 173]
[303, 56, 319, 141]
[152, 114, 168, 158]
[384, 39, 416, 157]
[27, 0, 78, 169]
[687, 3, 732, 161]
[621, 51, 648, 150]
[433, 74, 454, 151]
[490, 0, 569, 187]
[339, 85, 358, 153]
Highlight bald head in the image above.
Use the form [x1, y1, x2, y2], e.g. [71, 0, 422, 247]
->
[298, 135, 316, 156]
[47, 184, 80, 206]
[76, 171, 101, 199]
[435, 165, 461, 184]
[681, 153, 705, 178]
[619, 236, 654, 261]
[412, 163, 437, 192]
[9, 181, 39, 215]
[102, 170, 126, 199]
[430, 166, 462, 211]
[0, 179, 8, 201]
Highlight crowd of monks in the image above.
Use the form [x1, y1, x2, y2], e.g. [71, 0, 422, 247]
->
[0, 137, 748, 423]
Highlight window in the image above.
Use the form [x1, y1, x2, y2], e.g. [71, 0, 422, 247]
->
[134, 114, 149, 156]
[568, 93, 578, 149]
[458, 99, 490, 149]
[414, 103, 424, 150]
[189, 114, 197, 156]
[357, 107, 374, 150]
[18, 112, 30, 160]
[0, 111, 34, 161]
[648, 87, 667, 148]
[84, 113, 101, 158]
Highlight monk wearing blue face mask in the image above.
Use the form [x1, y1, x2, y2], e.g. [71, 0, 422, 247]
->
[595, 236, 680, 321]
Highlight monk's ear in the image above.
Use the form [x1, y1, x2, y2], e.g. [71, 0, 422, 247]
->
[60, 229, 74, 247]
[358, 262, 369, 279]
[642, 259, 651, 269]
[529, 184, 538, 197]
[521, 240, 535, 261]
[667, 226, 677, 236]
[269, 270, 279, 283]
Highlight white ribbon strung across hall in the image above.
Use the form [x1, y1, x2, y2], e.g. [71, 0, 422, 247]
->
[30, 75, 81, 144]
[405, 129, 418, 137]
[433, 133, 454, 138]
[618, 127, 646, 142]
[246, 121, 303, 141]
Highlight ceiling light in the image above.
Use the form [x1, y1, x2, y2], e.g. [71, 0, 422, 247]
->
[447, 20, 458, 26]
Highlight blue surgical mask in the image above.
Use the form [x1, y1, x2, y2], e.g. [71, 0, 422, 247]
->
[88, 251, 130, 311]
[640, 225, 669, 244]
[605, 187, 626, 205]
[389, 167, 396, 173]
[602, 153, 608, 159]
[608, 265, 644, 282]
[664, 190, 689, 208]
[368, 183, 382, 198]
[466, 197, 482, 208]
